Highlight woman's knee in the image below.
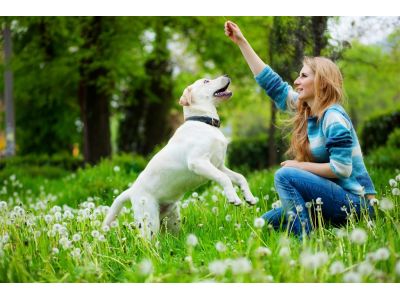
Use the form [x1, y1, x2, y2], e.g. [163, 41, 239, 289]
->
[274, 167, 298, 185]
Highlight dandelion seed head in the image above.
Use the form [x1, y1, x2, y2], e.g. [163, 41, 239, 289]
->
[113, 166, 120, 172]
[215, 241, 227, 253]
[389, 179, 397, 187]
[211, 195, 218, 202]
[296, 205, 304, 213]
[52, 247, 59, 255]
[279, 246, 290, 258]
[253, 217, 265, 229]
[392, 188, 400, 196]
[110, 220, 119, 228]
[208, 260, 227, 276]
[225, 214, 232, 222]
[357, 261, 374, 276]
[379, 198, 394, 211]
[374, 247, 390, 261]
[91, 230, 100, 238]
[395, 261, 400, 275]
[72, 233, 81, 242]
[186, 234, 198, 247]
[230, 257, 252, 275]
[255, 246, 272, 257]
[192, 192, 199, 198]
[71, 248, 81, 259]
[211, 207, 218, 214]
[329, 261, 345, 275]
[343, 271, 362, 283]
[305, 202, 312, 209]
[138, 259, 153, 276]
[349, 228, 367, 245]
[369, 198, 379, 206]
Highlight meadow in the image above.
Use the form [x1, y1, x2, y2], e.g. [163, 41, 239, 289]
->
[0, 156, 399, 283]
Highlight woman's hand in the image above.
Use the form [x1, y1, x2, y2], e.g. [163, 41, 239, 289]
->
[224, 21, 246, 45]
[280, 160, 302, 168]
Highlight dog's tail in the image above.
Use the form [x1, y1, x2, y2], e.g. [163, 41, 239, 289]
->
[103, 189, 131, 227]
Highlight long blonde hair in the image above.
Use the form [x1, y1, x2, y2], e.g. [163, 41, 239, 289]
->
[287, 56, 344, 162]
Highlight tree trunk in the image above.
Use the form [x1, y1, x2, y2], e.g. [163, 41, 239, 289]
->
[311, 17, 328, 56]
[78, 17, 111, 165]
[3, 24, 16, 157]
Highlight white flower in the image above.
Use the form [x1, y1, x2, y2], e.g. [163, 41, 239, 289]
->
[255, 246, 272, 257]
[396, 174, 400, 182]
[72, 233, 81, 242]
[186, 234, 198, 247]
[98, 235, 106, 242]
[91, 230, 100, 238]
[305, 202, 312, 209]
[349, 228, 367, 245]
[113, 166, 120, 172]
[71, 248, 81, 259]
[295, 205, 303, 213]
[0, 201, 7, 210]
[192, 192, 199, 198]
[396, 261, 400, 275]
[357, 261, 374, 276]
[110, 220, 119, 228]
[138, 259, 153, 276]
[379, 198, 394, 211]
[211, 207, 218, 214]
[300, 251, 329, 270]
[343, 271, 362, 283]
[253, 217, 265, 229]
[52, 247, 59, 255]
[113, 189, 119, 195]
[374, 247, 390, 261]
[102, 225, 110, 232]
[211, 195, 218, 202]
[329, 261, 345, 275]
[225, 214, 232, 222]
[215, 242, 227, 253]
[392, 188, 400, 196]
[271, 200, 282, 209]
[279, 246, 290, 258]
[44, 214, 53, 224]
[208, 260, 227, 276]
[315, 197, 323, 205]
[389, 179, 397, 187]
[230, 257, 252, 275]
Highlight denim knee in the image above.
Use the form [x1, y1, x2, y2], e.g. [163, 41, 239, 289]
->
[274, 167, 299, 185]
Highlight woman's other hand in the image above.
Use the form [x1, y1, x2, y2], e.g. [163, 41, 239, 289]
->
[224, 21, 245, 45]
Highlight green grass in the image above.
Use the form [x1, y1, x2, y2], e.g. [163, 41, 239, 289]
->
[0, 158, 399, 283]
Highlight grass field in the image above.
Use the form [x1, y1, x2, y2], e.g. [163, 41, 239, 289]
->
[0, 157, 399, 283]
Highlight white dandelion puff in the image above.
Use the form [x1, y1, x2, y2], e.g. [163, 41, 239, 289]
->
[192, 192, 199, 198]
[71, 248, 81, 259]
[374, 247, 390, 261]
[186, 234, 198, 247]
[211, 195, 218, 202]
[395, 261, 400, 275]
[379, 198, 394, 211]
[369, 198, 379, 206]
[349, 228, 367, 245]
[253, 217, 265, 229]
[329, 261, 345, 275]
[72, 233, 81, 242]
[255, 246, 272, 257]
[208, 260, 227, 276]
[91, 230, 100, 238]
[271, 200, 282, 209]
[230, 257, 252, 275]
[138, 259, 153, 276]
[357, 261, 374, 276]
[389, 179, 397, 187]
[215, 241, 227, 253]
[225, 214, 232, 222]
[52, 247, 59, 255]
[279, 246, 291, 258]
[113, 166, 120, 172]
[343, 271, 362, 283]
[392, 188, 400, 196]
[315, 197, 323, 205]
[110, 220, 119, 228]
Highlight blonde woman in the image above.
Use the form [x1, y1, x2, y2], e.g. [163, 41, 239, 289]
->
[224, 20, 376, 238]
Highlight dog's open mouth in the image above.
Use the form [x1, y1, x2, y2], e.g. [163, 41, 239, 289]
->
[214, 81, 232, 98]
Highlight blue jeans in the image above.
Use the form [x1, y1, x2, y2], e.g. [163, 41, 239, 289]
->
[262, 167, 374, 239]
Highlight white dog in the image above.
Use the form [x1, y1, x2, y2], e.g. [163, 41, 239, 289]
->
[103, 75, 256, 239]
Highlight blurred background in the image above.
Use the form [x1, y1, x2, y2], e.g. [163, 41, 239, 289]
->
[1, 16, 399, 173]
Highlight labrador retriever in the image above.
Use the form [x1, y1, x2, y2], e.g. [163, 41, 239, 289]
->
[103, 75, 256, 239]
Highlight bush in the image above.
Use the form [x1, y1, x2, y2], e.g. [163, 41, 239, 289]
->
[364, 146, 400, 170]
[227, 135, 288, 171]
[360, 110, 400, 154]
[386, 128, 400, 149]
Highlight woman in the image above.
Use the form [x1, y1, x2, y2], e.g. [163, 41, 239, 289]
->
[224, 20, 376, 238]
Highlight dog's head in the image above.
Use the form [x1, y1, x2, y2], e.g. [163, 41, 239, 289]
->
[179, 75, 232, 107]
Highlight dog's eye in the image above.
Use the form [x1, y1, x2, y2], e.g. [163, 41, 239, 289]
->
[203, 79, 210, 84]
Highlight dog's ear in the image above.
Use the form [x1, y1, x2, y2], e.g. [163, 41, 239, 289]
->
[179, 86, 192, 106]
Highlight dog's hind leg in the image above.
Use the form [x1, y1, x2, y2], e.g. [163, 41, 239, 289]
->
[132, 196, 160, 240]
[103, 189, 131, 227]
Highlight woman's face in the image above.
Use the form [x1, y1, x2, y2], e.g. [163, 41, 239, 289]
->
[294, 64, 315, 103]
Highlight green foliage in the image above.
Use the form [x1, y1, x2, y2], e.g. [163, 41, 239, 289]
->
[364, 146, 400, 170]
[360, 110, 400, 154]
[227, 134, 288, 171]
[387, 128, 400, 149]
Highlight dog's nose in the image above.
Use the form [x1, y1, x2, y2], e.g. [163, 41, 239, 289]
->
[223, 74, 229, 78]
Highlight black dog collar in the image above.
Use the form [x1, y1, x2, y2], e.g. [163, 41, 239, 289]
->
[185, 116, 221, 128]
